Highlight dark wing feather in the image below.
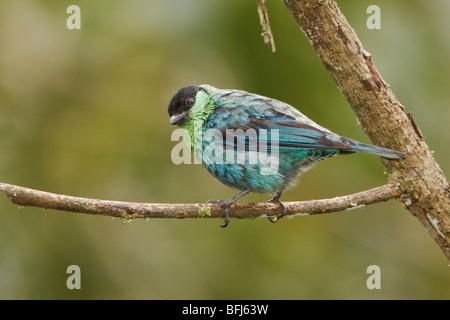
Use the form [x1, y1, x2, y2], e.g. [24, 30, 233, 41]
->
[215, 109, 352, 152]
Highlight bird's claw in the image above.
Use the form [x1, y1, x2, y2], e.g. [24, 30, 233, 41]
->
[266, 195, 286, 223]
[220, 208, 231, 228]
[207, 199, 232, 228]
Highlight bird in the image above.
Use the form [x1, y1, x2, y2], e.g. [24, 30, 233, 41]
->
[168, 84, 405, 227]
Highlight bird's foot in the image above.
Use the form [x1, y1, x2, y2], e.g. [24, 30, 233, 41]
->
[266, 193, 286, 223]
[207, 199, 233, 228]
[206, 189, 251, 228]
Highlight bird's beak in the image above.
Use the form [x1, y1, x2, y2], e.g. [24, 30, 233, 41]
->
[170, 111, 188, 125]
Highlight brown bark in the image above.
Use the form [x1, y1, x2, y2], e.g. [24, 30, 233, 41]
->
[283, 0, 450, 259]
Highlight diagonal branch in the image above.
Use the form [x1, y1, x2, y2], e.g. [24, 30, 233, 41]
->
[0, 182, 399, 221]
[283, 0, 450, 259]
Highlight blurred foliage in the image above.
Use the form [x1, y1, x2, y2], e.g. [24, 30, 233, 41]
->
[0, 0, 449, 299]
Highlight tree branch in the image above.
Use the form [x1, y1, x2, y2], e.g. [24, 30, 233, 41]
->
[0, 182, 398, 220]
[283, 0, 450, 259]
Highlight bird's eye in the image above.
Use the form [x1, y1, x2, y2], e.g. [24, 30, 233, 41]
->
[186, 97, 195, 106]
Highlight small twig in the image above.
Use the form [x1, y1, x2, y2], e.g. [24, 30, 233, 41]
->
[258, 0, 276, 52]
[408, 112, 424, 140]
[0, 182, 399, 221]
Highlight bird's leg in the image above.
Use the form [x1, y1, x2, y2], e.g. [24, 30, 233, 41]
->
[266, 192, 286, 223]
[207, 189, 251, 228]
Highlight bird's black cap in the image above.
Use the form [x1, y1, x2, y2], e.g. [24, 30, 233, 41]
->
[168, 85, 200, 123]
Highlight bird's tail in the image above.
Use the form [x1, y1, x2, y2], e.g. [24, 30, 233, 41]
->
[342, 137, 405, 159]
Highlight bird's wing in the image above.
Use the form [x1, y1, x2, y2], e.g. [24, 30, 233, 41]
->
[205, 106, 352, 152]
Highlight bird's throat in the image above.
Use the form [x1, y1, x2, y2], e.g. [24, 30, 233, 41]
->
[181, 89, 216, 151]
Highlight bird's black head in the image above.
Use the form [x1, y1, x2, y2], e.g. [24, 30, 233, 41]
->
[168, 85, 200, 126]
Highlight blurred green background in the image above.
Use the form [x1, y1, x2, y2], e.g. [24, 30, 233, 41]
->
[0, 0, 449, 299]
